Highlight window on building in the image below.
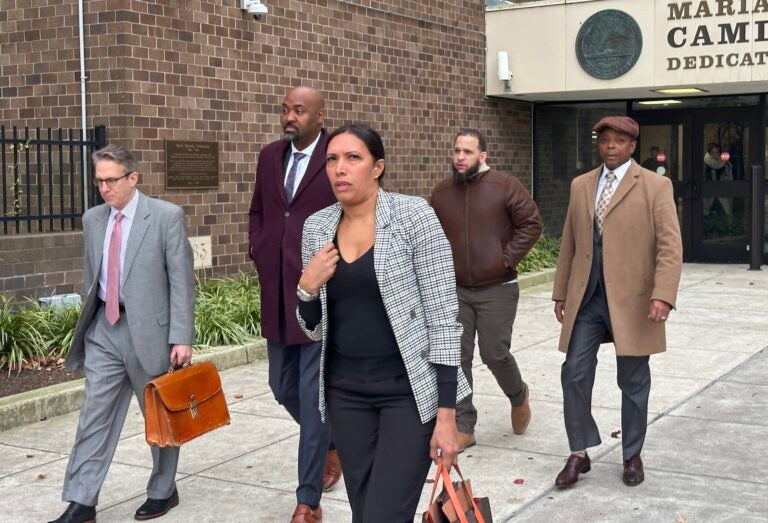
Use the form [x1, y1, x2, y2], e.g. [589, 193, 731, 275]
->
[533, 102, 625, 236]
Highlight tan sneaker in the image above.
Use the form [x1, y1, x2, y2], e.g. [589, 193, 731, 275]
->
[512, 389, 531, 435]
[457, 432, 476, 452]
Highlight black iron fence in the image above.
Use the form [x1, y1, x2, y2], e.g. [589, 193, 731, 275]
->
[1, 125, 106, 235]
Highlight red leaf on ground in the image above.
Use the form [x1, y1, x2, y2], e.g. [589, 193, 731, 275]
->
[513, 478, 524, 485]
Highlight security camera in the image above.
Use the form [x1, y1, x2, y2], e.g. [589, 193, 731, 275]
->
[241, 0, 268, 19]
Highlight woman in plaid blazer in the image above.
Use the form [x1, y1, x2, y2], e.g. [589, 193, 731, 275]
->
[296, 123, 470, 522]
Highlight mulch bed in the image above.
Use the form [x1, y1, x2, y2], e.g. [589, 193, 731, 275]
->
[0, 365, 83, 399]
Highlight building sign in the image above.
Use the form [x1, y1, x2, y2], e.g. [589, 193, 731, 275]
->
[165, 141, 219, 189]
[576, 10, 643, 79]
[665, 0, 768, 71]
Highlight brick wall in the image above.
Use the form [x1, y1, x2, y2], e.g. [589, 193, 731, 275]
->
[0, 232, 83, 300]
[0, 0, 532, 300]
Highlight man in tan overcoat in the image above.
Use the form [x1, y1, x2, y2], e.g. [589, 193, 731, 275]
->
[552, 116, 682, 489]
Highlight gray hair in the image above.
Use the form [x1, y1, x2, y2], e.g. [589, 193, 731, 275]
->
[92, 144, 138, 174]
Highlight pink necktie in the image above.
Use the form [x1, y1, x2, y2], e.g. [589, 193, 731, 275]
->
[105, 212, 124, 326]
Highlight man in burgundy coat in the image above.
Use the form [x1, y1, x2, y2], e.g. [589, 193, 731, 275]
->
[248, 86, 339, 523]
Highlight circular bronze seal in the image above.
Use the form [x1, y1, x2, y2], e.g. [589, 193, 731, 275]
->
[576, 10, 642, 80]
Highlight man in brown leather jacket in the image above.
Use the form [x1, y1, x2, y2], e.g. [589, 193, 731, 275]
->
[431, 129, 543, 451]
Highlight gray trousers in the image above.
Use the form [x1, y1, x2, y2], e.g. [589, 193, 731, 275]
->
[561, 284, 651, 461]
[456, 283, 527, 434]
[62, 306, 179, 506]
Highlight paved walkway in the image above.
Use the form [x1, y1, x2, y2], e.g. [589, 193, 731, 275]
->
[1, 264, 767, 522]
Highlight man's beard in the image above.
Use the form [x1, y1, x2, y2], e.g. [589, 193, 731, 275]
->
[452, 160, 482, 183]
[283, 128, 299, 142]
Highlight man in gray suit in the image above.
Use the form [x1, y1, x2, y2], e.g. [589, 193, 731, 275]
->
[49, 144, 195, 523]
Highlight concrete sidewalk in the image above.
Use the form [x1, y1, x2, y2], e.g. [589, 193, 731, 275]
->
[1, 264, 766, 522]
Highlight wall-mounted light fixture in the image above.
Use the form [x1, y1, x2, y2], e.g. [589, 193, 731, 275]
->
[497, 51, 511, 92]
[241, 0, 268, 19]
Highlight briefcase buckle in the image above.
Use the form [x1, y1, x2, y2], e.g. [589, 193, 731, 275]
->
[189, 395, 199, 419]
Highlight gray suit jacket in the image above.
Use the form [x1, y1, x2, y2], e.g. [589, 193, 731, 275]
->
[67, 191, 195, 376]
[297, 189, 471, 424]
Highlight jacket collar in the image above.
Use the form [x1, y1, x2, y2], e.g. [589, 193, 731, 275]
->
[276, 129, 328, 206]
[314, 189, 394, 279]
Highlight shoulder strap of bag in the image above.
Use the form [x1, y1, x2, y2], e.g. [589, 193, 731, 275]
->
[451, 463, 486, 523]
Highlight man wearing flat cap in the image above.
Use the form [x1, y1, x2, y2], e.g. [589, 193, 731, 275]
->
[552, 116, 682, 488]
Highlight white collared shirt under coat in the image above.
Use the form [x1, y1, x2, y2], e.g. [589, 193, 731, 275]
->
[594, 159, 631, 210]
[284, 131, 322, 196]
[297, 189, 471, 423]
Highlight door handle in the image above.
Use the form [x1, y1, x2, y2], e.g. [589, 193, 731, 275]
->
[691, 181, 700, 196]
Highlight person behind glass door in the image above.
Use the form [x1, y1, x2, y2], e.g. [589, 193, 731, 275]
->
[297, 123, 470, 522]
[640, 145, 668, 176]
[703, 143, 733, 216]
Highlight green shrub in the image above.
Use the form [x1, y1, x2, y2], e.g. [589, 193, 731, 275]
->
[0, 296, 49, 373]
[0, 274, 263, 372]
[518, 234, 560, 274]
[194, 274, 261, 349]
[42, 304, 82, 359]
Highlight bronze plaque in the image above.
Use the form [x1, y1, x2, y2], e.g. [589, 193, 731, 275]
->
[165, 141, 219, 189]
[576, 10, 643, 80]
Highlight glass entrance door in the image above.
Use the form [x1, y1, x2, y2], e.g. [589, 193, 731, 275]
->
[632, 107, 760, 262]
[693, 111, 756, 262]
[634, 115, 694, 260]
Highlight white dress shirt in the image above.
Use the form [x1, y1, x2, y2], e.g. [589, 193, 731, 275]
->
[594, 159, 632, 210]
[284, 131, 322, 196]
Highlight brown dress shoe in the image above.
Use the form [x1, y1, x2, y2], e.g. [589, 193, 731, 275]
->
[623, 455, 644, 486]
[555, 453, 591, 487]
[322, 449, 342, 492]
[291, 504, 322, 523]
[457, 432, 476, 453]
[511, 389, 531, 435]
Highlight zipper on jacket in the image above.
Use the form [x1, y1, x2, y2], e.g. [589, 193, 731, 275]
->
[464, 184, 472, 287]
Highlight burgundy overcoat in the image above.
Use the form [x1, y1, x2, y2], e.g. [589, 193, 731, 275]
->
[248, 130, 335, 344]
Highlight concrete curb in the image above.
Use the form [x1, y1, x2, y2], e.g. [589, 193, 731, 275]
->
[0, 340, 268, 432]
[518, 267, 556, 290]
[0, 268, 557, 433]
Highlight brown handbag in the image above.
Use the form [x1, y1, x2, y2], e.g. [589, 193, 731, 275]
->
[144, 360, 231, 447]
[423, 460, 493, 523]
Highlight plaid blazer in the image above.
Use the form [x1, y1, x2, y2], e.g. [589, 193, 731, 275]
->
[297, 189, 471, 423]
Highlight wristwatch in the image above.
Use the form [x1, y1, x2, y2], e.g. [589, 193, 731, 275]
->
[296, 284, 319, 302]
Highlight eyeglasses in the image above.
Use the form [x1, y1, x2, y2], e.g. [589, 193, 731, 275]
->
[92, 172, 133, 188]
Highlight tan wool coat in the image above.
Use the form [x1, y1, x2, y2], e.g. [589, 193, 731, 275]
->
[552, 160, 683, 356]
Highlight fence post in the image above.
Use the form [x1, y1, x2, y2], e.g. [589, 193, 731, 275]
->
[94, 125, 106, 149]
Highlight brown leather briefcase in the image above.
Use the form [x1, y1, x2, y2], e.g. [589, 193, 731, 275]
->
[144, 360, 230, 447]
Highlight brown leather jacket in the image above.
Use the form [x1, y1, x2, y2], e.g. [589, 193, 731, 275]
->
[431, 168, 543, 289]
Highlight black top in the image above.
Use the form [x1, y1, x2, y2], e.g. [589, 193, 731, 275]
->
[326, 246, 405, 378]
[298, 244, 457, 407]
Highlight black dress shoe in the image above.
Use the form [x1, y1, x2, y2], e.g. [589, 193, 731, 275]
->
[555, 453, 591, 487]
[48, 502, 96, 523]
[134, 488, 179, 521]
[623, 455, 645, 486]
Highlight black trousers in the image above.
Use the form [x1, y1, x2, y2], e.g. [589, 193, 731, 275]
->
[326, 372, 435, 523]
[561, 284, 651, 461]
